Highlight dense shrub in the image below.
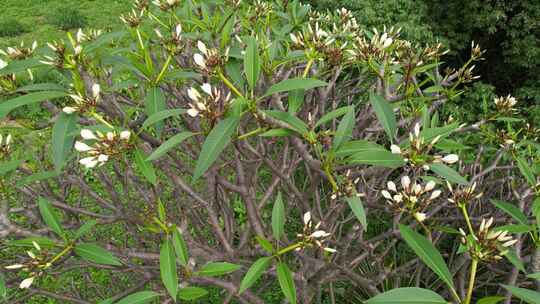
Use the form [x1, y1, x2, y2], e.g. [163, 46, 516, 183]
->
[0, 0, 539, 303]
[0, 19, 26, 38]
[49, 7, 87, 30]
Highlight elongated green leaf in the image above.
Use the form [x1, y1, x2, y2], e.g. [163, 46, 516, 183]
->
[142, 109, 186, 130]
[147, 131, 195, 161]
[259, 128, 294, 137]
[365, 287, 447, 304]
[134, 149, 157, 185]
[399, 225, 456, 294]
[287, 89, 304, 114]
[504, 249, 525, 273]
[333, 106, 355, 149]
[38, 197, 64, 238]
[527, 272, 540, 279]
[52, 112, 76, 172]
[346, 195, 367, 231]
[347, 150, 405, 168]
[244, 37, 260, 89]
[196, 262, 242, 277]
[272, 192, 285, 240]
[255, 236, 274, 253]
[369, 93, 396, 141]
[315, 106, 352, 128]
[16, 170, 58, 186]
[16, 83, 67, 92]
[172, 228, 189, 266]
[0, 91, 68, 118]
[262, 78, 327, 98]
[0, 158, 25, 176]
[145, 87, 166, 136]
[160, 239, 178, 301]
[263, 110, 309, 135]
[193, 116, 239, 180]
[429, 163, 467, 185]
[494, 224, 532, 233]
[490, 199, 528, 225]
[116, 291, 159, 304]
[74, 220, 97, 240]
[0, 58, 43, 76]
[0, 275, 6, 299]
[501, 285, 540, 304]
[239, 256, 272, 294]
[335, 140, 385, 158]
[220, 14, 235, 49]
[74, 243, 122, 266]
[7, 237, 58, 249]
[516, 156, 536, 187]
[178, 287, 208, 301]
[277, 262, 296, 304]
[476, 296, 505, 304]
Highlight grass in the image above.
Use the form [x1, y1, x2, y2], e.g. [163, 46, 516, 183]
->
[0, 0, 132, 49]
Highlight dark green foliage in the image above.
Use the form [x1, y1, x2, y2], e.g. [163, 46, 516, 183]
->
[0, 18, 26, 37]
[50, 7, 87, 30]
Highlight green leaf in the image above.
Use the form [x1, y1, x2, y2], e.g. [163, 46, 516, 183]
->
[160, 239, 178, 301]
[262, 110, 309, 135]
[0, 58, 44, 76]
[314, 106, 352, 128]
[220, 14, 235, 49]
[255, 236, 274, 253]
[332, 106, 355, 150]
[178, 287, 209, 301]
[476, 296, 505, 304]
[501, 285, 540, 304]
[16, 170, 58, 186]
[346, 195, 367, 231]
[277, 262, 296, 304]
[493, 224, 532, 233]
[147, 131, 195, 161]
[369, 93, 397, 141]
[142, 109, 186, 130]
[74, 220, 97, 240]
[172, 228, 189, 266]
[429, 163, 468, 185]
[0, 91, 68, 118]
[145, 87, 167, 136]
[503, 249, 525, 273]
[335, 140, 385, 158]
[134, 148, 157, 185]
[193, 116, 239, 180]
[7, 237, 58, 248]
[52, 112, 76, 172]
[74, 243, 122, 266]
[347, 150, 405, 168]
[365, 287, 447, 304]
[239, 256, 272, 294]
[262, 78, 327, 98]
[196, 262, 242, 277]
[527, 272, 540, 280]
[38, 197, 64, 238]
[0, 275, 6, 299]
[259, 128, 294, 137]
[287, 89, 304, 114]
[516, 156, 536, 187]
[244, 37, 260, 90]
[490, 199, 528, 225]
[0, 158, 25, 176]
[16, 83, 67, 93]
[116, 291, 159, 304]
[272, 192, 285, 239]
[399, 225, 456, 295]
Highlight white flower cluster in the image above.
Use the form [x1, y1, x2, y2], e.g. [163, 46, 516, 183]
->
[63, 83, 101, 114]
[0, 133, 12, 155]
[390, 123, 459, 170]
[193, 41, 228, 73]
[75, 129, 131, 168]
[153, 0, 180, 11]
[447, 181, 483, 206]
[0, 41, 38, 60]
[4, 241, 47, 289]
[459, 217, 517, 262]
[120, 9, 145, 27]
[186, 83, 231, 118]
[493, 95, 518, 112]
[381, 176, 441, 222]
[297, 212, 336, 253]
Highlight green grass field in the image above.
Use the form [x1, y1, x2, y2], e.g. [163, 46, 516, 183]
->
[0, 0, 131, 49]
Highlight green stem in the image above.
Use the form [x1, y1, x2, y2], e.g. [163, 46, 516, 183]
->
[302, 59, 314, 78]
[218, 70, 245, 99]
[154, 54, 172, 85]
[237, 127, 265, 140]
[275, 242, 303, 257]
[47, 244, 74, 267]
[92, 112, 114, 129]
[464, 259, 478, 304]
[323, 163, 339, 192]
[460, 204, 476, 238]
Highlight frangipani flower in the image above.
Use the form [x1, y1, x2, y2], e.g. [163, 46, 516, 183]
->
[296, 212, 336, 253]
[193, 41, 228, 73]
[186, 83, 231, 118]
[382, 176, 441, 221]
[75, 129, 131, 168]
[459, 217, 518, 262]
[63, 84, 101, 114]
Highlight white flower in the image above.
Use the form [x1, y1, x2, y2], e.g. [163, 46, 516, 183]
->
[91, 84, 101, 99]
[97, 154, 109, 162]
[413, 123, 420, 138]
[429, 190, 441, 200]
[74, 141, 94, 152]
[387, 181, 397, 192]
[74, 45, 83, 55]
[80, 129, 97, 140]
[19, 277, 34, 289]
[5, 264, 24, 269]
[120, 131, 131, 140]
[80, 157, 98, 168]
[0, 58, 7, 69]
[323, 247, 337, 253]
[381, 190, 392, 200]
[425, 180, 436, 192]
[187, 108, 199, 117]
[5, 134, 12, 145]
[390, 144, 401, 154]
[106, 132, 115, 141]
[193, 53, 205, 68]
[310, 230, 331, 238]
[201, 83, 212, 95]
[442, 154, 459, 164]
[62, 107, 77, 114]
[197, 41, 207, 54]
[414, 212, 427, 222]
[303, 212, 311, 226]
[502, 239, 518, 247]
[187, 87, 201, 102]
[401, 176, 411, 190]
[175, 24, 182, 37]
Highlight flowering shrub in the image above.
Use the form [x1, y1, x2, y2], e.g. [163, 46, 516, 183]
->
[0, 0, 539, 303]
